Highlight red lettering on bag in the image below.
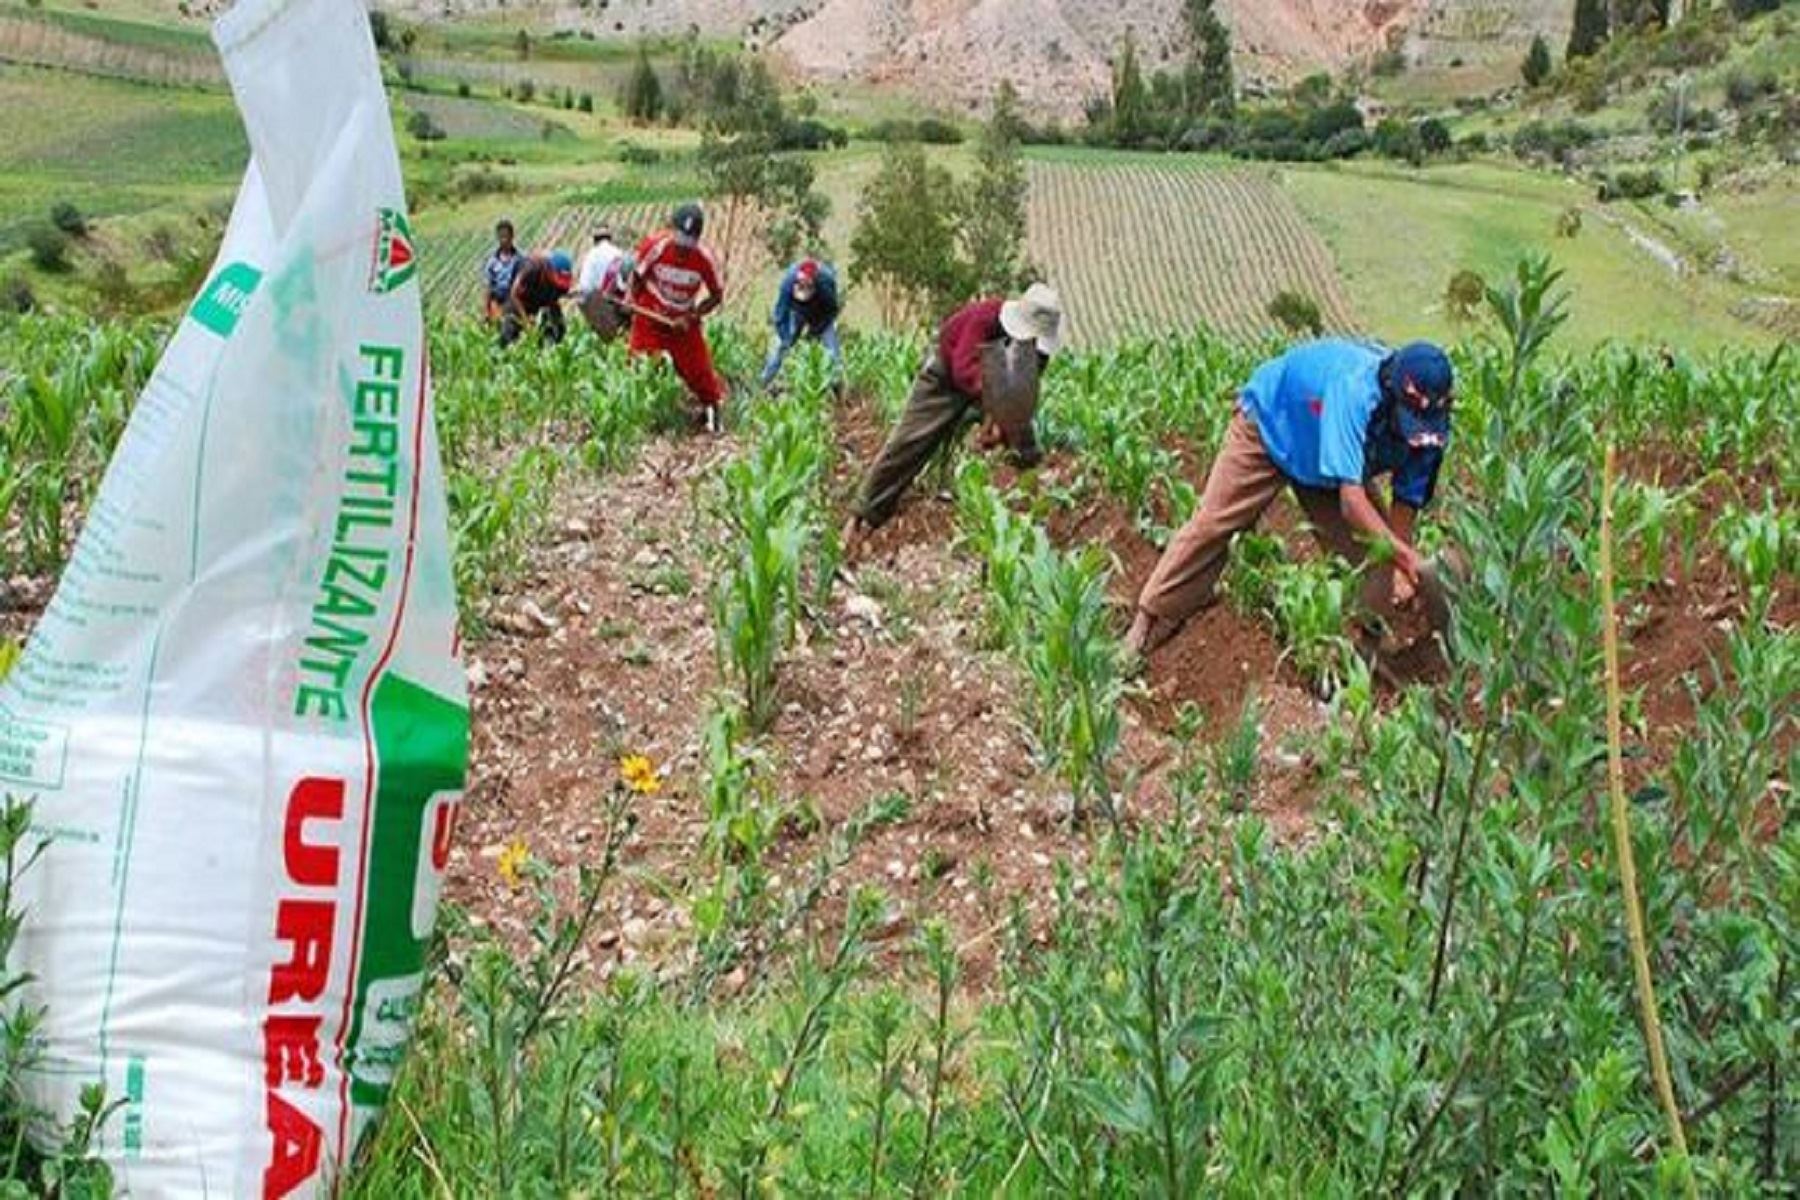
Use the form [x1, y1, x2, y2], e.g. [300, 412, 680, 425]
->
[264, 1014, 326, 1087]
[284, 777, 344, 886]
[430, 798, 456, 871]
[269, 900, 335, 1004]
[263, 1092, 324, 1199]
[262, 775, 346, 1196]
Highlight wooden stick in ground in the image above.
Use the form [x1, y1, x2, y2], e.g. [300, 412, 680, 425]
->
[1600, 441, 1696, 1193]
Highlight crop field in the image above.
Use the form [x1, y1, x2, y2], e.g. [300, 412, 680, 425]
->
[0, 65, 242, 254]
[0, 10, 220, 87]
[2, 253, 1795, 1191]
[1025, 155, 1360, 346]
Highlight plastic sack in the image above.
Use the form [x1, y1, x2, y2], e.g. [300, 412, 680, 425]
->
[0, 0, 466, 1194]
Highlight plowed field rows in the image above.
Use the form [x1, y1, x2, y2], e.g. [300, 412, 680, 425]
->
[1027, 160, 1359, 346]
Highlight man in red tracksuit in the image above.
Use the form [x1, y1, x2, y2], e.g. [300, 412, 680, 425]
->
[627, 202, 727, 429]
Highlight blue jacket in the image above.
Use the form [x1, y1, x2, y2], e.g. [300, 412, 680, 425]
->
[1241, 339, 1445, 509]
[772, 263, 841, 342]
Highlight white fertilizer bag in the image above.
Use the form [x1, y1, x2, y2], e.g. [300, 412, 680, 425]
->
[0, 0, 467, 1193]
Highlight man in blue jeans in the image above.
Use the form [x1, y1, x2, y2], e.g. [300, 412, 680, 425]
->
[1125, 339, 1456, 660]
[760, 258, 843, 393]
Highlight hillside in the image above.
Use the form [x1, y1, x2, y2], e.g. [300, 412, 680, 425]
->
[377, 0, 1567, 117]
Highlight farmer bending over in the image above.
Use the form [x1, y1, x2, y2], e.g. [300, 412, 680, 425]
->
[482, 219, 522, 322]
[499, 250, 573, 348]
[760, 258, 843, 394]
[1125, 339, 1456, 660]
[628, 203, 727, 432]
[574, 225, 630, 340]
[842, 284, 1064, 558]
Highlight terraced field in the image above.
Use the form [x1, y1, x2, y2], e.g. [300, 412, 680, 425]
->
[1026, 156, 1360, 346]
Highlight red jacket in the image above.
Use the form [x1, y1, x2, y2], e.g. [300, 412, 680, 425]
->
[937, 298, 1005, 398]
[630, 231, 724, 321]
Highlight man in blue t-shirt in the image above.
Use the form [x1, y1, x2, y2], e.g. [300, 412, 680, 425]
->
[759, 258, 844, 392]
[1125, 339, 1455, 660]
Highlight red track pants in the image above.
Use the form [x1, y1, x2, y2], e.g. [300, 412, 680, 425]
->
[628, 316, 726, 409]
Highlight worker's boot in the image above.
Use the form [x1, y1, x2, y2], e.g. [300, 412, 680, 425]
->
[1122, 609, 1178, 673]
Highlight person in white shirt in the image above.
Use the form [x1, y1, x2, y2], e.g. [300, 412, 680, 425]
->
[575, 225, 623, 300]
[574, 225, 628, 338]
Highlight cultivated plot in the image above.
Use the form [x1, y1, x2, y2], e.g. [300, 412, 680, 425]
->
[1026, 157, 1360, 347]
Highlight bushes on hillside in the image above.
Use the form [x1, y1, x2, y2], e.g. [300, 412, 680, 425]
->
[865, 118, 964, 145]
[406, 109, 446, 142]
[49, 202, 87, 238]
[27, 225, 70, 273]
[1511, 119, 1598, 166]
[1598, 168, 1665, 201]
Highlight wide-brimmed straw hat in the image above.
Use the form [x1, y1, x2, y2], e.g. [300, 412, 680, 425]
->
[1000, 283, 1064, 355]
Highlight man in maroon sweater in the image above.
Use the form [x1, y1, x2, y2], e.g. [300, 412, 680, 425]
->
[844, 284, 1064, 554]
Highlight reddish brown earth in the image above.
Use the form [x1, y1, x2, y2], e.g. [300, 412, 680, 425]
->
[1, 412, 1787, 989]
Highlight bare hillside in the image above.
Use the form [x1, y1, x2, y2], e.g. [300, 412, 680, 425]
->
[386, 0, 1566, 117]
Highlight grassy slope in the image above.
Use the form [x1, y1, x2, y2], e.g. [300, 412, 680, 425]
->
[1279, 158, 1771, 349]
[0, 65, 242, 255]
[3, 5, 1792, 354]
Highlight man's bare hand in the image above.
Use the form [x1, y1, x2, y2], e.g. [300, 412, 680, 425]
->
[1391, 568, 1418, 609]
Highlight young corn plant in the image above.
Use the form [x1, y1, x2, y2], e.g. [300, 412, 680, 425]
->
[1266, 558, 1357, 694]
[1020, 541, 1125, 827]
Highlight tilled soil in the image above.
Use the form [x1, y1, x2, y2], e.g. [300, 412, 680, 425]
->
[2, 412, 1787, 993]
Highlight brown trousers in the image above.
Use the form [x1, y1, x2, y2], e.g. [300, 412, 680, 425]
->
[857, 354, 975, 529]
[1138, 410, 1369, 623]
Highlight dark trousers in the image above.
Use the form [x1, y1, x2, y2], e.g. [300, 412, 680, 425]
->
[500, 301, 566, 348]
[857, 354, 976, 529]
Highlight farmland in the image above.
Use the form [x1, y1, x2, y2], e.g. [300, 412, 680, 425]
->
[1025, 154, 1358, 344]
[1, 2, 1797, 1193]
[4, 256, 1797, 1189]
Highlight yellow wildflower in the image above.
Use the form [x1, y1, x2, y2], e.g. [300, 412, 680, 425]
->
[496, 838, 530, 889]
[618, 753, 663, 796]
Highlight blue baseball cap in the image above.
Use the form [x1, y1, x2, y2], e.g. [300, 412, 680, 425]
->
[549, 250, 573, 279]
[1386, 342, 1454, 449]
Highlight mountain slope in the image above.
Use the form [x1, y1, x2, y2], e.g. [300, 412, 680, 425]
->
[386, 0, 1565, 118]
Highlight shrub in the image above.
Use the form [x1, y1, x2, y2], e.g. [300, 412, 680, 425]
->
[406, 109, 446, 142]
[577, 92, 593, 113]
[91, 258, 136, 314]
[27, 225, 70, 272]
[1555, 206, 1583, 237]
[1445, 268, 1486, 321]
[1320, 127, 1370, 158]
[914, 117, 964, 144]
[1723, 69, 1776, 110]
[1267, 289, 1323, 336]
[1521, 35, 1552, 87]
[1373, 116, 1423, 163]
[515, 78, 536, 104]
[1177, 119, 1233, 152]
[618, 142, 662, 165]
[450, 164, 515, 201]
[1511, 119, 1597, 165]
[1417, 117, 1452, 156]
[49, 201, 87, 238]
[3, 276, 34, 313]
[1598, 168, 1664, 201]
[456, 79, 472, 98]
